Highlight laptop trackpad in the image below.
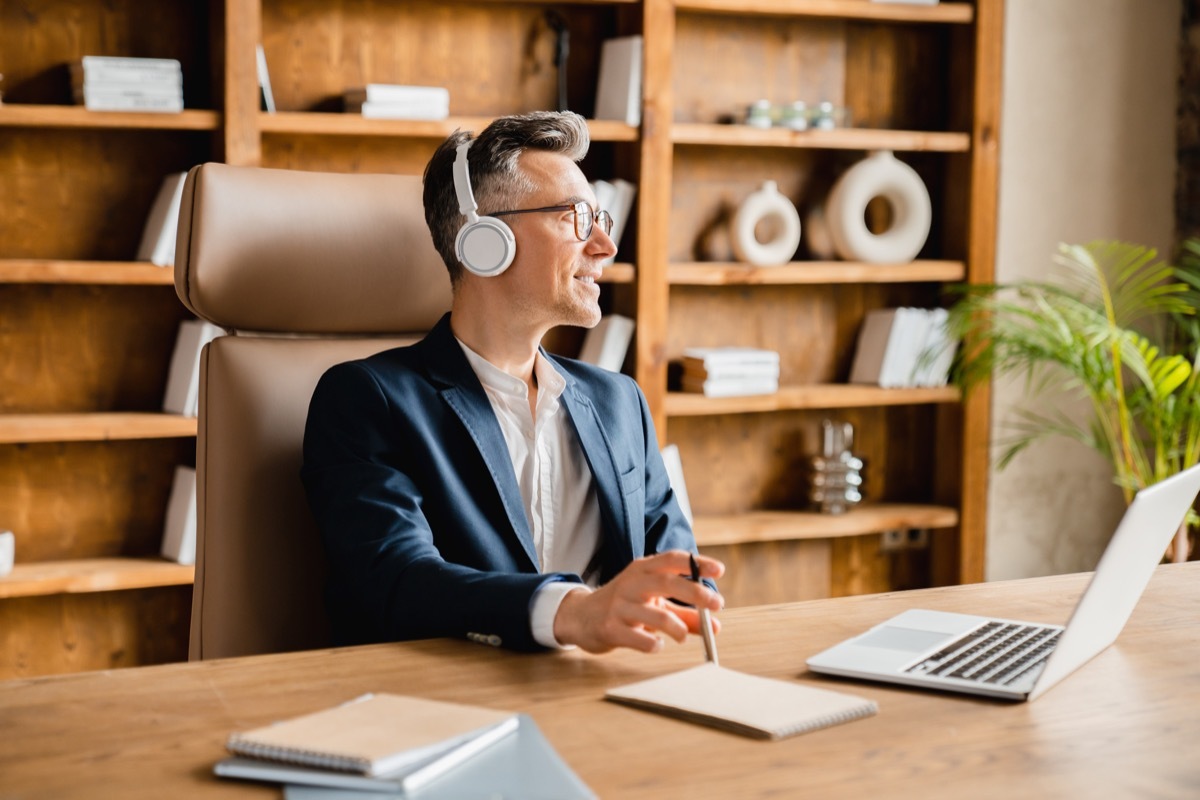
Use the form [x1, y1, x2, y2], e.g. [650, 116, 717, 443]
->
[858, 626, 952, 652]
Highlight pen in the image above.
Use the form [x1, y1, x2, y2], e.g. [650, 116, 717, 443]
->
[689, 553, 719, 666]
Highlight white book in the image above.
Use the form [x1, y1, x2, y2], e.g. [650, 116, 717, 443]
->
[71, 63, 182, 88]
[344, 84, 450, 106]
[914, 307, 955, 387]
[683, 361, 780, 381]
[162, 320, 224, 417]
[80, 93, 184, 112]
[878, 307, 929, 388]
[79, 56, 183, 73]
[578, 314, 634, 373]
[604, 179, 636, 265]
[594, 36, 642, 126]
[849, 308, 902, 386]
[256, 44, 276, 114]
[75, 84, 183, 101]
[682, 347, 780, 369]
[680, 376, 779, 398]
[591, 180, 617, 220]
[137, 172, 189, 267]
[660, 444, 693, 526]
[350, 101, 449, 121]
[160, 466, 197, 565]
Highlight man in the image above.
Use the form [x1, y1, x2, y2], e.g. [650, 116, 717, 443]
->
[302, 111, 723, 654]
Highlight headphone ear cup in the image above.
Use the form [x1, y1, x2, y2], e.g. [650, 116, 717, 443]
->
[455, 215, 516, 277]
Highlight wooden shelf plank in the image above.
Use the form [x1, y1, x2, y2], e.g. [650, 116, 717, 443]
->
[693, 504, 960, 546]
[672, 123, 970, 152]
[675, 0, 973, 24]
[0, 558, 194, 599]
[0, 104, 219, 131]
[0, 414, 197, 444]
[260, 112, 638, 142]
[668, 260, 964, 285]
[0, 260, 175, 285]
[665, 384, 960, 416]
[600, 263, 635, 283]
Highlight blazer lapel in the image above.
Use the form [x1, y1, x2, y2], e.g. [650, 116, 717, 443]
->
[558, 375, 637, 567]
[419, 315, 539, 570]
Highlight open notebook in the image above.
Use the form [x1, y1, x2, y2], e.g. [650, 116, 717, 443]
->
[605, 663, 877, 740]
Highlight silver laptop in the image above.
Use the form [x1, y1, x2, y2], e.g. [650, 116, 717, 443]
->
[807, 463, 1200, 701]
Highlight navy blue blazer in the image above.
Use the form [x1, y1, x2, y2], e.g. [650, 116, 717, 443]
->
[301, 313, 698, 651]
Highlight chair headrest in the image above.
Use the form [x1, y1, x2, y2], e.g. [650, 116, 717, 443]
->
[174, 163, 452, 334]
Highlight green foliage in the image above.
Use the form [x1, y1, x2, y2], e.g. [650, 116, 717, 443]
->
[946, 241, 1200, 504]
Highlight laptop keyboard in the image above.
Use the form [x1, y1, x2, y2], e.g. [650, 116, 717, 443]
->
[904, 621, 1062, 687]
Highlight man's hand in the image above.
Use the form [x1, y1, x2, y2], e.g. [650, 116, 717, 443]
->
[552, 550, 725, 654]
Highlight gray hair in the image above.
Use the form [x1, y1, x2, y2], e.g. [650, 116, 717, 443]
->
[422, 111, 590, 284]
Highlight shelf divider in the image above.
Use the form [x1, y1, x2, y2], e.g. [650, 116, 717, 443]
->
[668, 260, 964, 285]
[674, 0, 974, 24]
[259, 112, 638, 142]
[672, 123, 971, 152]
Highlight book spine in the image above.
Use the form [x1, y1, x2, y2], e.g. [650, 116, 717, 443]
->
[226, 739, 372, 774]
[80, 56, 182, 71]
[73, 66, 183, 86]
[81, 95, 184, 112]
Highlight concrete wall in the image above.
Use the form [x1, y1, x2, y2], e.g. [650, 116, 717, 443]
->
[988, 0, 1180, 579]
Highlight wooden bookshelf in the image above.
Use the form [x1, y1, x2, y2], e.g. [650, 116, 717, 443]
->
[0, 558, 195, 600]
[0, 260, 176, 285]
[0, 0, 1002, 674]
[692, 504, 959, 546]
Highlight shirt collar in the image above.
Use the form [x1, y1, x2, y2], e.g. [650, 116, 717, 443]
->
[455, 337, 567, 403]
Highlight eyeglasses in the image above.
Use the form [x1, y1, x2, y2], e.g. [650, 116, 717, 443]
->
[491, 201, 614, 242]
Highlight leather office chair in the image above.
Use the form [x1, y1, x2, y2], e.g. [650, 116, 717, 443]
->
[173, 163, 452, 660]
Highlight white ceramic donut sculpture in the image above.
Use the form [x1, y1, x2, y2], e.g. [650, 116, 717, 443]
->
[730, 180, 802, 266]
[825, 150, 931, 264]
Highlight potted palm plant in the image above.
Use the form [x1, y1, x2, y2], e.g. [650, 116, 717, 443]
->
[945, 240, 1200, 561]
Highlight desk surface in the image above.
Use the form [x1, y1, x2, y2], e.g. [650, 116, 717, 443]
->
[2, 563, 1197, 799]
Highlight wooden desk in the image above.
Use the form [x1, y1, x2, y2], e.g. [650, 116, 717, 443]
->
[2, 563, 1197, 799]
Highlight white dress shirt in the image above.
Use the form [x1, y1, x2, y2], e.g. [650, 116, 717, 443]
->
[456, 339, 600, 647]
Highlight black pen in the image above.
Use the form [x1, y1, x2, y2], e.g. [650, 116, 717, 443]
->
[689, 553, 719, 666]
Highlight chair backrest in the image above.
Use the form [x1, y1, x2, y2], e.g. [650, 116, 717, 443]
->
[174, 163, 452, 660]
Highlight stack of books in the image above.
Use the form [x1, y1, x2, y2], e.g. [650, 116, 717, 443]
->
[681, 347, 780, 397]
[343, 84, 449, 120]
[848, 307, 956, 388]
[71, 56, 184, 113]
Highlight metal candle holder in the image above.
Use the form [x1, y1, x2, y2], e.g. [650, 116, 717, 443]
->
[807, 419, 863, 514]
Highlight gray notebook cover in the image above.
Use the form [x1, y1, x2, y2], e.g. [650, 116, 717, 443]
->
[273, 714, 594, 799]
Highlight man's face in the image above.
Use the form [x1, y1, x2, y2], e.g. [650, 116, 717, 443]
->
[494, 150, 617, 332]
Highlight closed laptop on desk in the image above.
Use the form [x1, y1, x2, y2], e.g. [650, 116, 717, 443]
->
[807, 464, 1200, 701]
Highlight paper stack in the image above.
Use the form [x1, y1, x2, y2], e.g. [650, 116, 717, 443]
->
[344, 84, 449, 120]
[681, 347, 780, 397]
[848, 307, 955, 388]
[71, 56, 183, 113]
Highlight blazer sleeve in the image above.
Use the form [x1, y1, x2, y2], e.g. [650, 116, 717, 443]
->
[301, 361, 574, 652]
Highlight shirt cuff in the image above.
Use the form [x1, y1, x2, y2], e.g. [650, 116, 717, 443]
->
[531, 580, 592, 649]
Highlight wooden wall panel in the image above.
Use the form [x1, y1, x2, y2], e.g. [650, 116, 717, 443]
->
[260, 0, 618, 116]
[673, 13, 847, 125]
[0, 130, 213, 259]
[0, 286, 191, 413]
[843, 22, 953, 131]
[0, 439, 195, 562]
[666, 283, 940, 384]
[0, 587, 191, 680]
[668, 405, 939, 517]
[0, 0, 212, 108]
[701, 539, 831, 608]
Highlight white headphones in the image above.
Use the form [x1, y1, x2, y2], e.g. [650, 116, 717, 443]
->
[452, 140, 517, 277]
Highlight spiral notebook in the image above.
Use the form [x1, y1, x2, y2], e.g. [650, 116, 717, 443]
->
[605, 663, 877, 740]
[226, 693, 516, 777]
